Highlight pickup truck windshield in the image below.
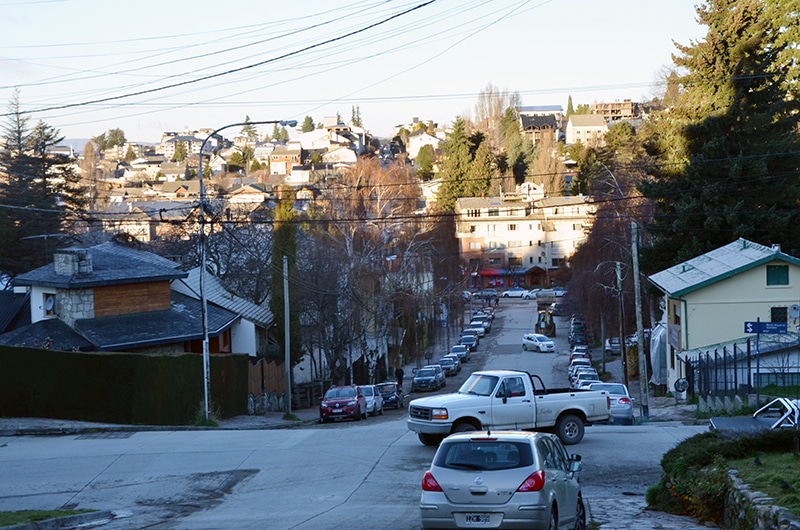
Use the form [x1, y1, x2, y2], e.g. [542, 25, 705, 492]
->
[458, 374, 499, 396]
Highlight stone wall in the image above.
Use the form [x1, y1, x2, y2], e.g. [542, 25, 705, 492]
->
[58, 288, 94, 328]
[724, 470, 800, 530]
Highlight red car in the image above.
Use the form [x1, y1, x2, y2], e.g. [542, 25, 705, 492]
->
[319, 385, 368, 423]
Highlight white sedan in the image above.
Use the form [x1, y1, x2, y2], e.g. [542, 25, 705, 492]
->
[501, 287, 527, 298]
[521, 333, 555, 352]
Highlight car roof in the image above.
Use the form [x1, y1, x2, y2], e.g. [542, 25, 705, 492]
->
[441, 430, 555, 444]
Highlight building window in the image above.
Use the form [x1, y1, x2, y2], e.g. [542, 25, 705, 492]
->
[508, 241, 521, 249]
[488, 257, 501, 266]
[771, 306, 788, 323]
[508, 257, 522, 267]
[508, 224, 517, 231]
[468, 209, 480, 217]
[538, 240, 542, 246]
[469, 225, 476, 233]
[488, 241, 499, 249]
[469, 242, 481, 250]
[552, 258, 565, 267]
[529, 257, 533, 263]
[766, 265, 789, 286]
[488, 208, 499, 217]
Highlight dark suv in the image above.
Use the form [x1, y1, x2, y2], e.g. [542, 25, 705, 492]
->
[411, 367, 441, 392]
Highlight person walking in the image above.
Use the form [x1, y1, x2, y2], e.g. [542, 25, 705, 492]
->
[395, 366, 404, 388]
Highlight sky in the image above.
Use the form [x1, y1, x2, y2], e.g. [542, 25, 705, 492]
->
[0, 0, 707, 144]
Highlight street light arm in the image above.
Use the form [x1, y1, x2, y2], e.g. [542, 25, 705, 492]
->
[196, 118, 296, 421]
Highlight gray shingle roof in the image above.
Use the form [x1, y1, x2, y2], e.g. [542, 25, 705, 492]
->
[14, 242, 187, 289]
[648, 238, 800, 297]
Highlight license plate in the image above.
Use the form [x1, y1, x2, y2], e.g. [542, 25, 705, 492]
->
[464, 513, 490, 524]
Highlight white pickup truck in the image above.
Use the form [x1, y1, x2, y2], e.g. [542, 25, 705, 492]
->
[407, 369, 610, 446]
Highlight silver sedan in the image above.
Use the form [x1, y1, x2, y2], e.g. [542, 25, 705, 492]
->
[588, 382, 635, 425]
[420, 430, 586, 529]
[521, 333, 555, 352]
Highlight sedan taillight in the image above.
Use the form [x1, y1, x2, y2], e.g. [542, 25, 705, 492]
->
[421, 471, 442, 491]
[517, 470, 546, 492]
[618, 397, 632, 405]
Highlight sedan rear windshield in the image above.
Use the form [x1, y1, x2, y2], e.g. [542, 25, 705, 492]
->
[434, 440, 534, 470]
[416, 369, 435, 377]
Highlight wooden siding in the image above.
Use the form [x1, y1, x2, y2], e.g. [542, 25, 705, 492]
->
[94, 281, 172, 317]
[248, 357, 287, 396]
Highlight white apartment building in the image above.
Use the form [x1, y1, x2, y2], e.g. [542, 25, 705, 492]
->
[455, 188, 595, 289]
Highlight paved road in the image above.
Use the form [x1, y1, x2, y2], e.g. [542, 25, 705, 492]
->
[0, 298, 712, 530]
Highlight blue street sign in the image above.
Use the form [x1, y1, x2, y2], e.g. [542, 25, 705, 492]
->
[744, 321, 788, 334]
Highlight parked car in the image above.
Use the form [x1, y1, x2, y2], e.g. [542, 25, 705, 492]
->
[319, 385, 367, 422]
[572, 370, 601, 390]
[438, 356, 458, 376]
[588, 382, 635, 425]
[521, 333, 556, 353]
[604, 337, 622, 356]
[502, 287, 527, 298]
[570, 344, 592, 360]
[470, 315, 492, 333]
[361, 384, 384, 416]
[569, 332, 589, 348]
[449, 344, 470, 363]
[412, 367, 442, 392]
[420, 430, 585, 530]
[568, 358, 593, 377]
[376, 381, 404, 409]
[466, 323, 485, 337]
[523, 288, 540, 300]
[459, 335, 478, 352]
[443, 353, 461, 372]
[424, 364, 447, 388]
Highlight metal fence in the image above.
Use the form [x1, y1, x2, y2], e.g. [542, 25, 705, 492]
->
[685, 336, 800, 399]
[687, 339, 753, 399]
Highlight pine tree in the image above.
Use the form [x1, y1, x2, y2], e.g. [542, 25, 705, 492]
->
[350, 105, 363, 127]
[269, 188, 303, 367]
[301, 116, 315, 133]
[240, 115, 257, 141]
[435, 118, 474, 212]
[172, 140, 188, 162]
[0, 93, 88, 277]
[639, 0, 800, 273]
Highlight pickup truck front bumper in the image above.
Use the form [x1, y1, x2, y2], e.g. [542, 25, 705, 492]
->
[407, 418, 453, 435]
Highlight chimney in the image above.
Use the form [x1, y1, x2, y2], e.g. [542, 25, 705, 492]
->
[54, 248, 93, 276]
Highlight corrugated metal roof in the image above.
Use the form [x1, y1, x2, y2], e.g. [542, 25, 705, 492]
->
[172, 268, 273, 328]
[648, 238, 800, 297]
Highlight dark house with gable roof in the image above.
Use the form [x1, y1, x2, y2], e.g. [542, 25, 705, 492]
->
[0, 242, 237, 353]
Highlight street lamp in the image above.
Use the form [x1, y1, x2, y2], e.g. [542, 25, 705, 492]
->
[197, 119, 297, 420]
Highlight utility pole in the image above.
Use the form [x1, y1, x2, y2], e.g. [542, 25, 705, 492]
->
[283, 255, 292, 416]
[632, 222, 650, 417]
[616, 261, 628, 388]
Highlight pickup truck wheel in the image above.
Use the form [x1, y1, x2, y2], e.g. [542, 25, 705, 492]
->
[454, 421, 479, 433]
[556, 414, 584, 445]
[418, 433, 444, 446]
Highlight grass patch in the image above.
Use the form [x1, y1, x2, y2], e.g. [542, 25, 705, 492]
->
[282, 412, 300, 421]
[0, 509, 94, 526]
[727, 452, 800, 518]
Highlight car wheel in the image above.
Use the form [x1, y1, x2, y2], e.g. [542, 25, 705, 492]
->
[378, 404, 384, 416]
[575, 496, 587, 530]
[556, 414, 585, 445]
[522, 344, 527, 351]
[539, 345, 546, 353]
[362, 406, 368, 420]
[353, 408, 361, 421]
[547, 506, 557, 530]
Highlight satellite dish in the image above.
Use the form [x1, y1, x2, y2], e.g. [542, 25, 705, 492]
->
[674, 378, 689, 393]
[790, 304, 800, 318]
[44, 295, 55, 311]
